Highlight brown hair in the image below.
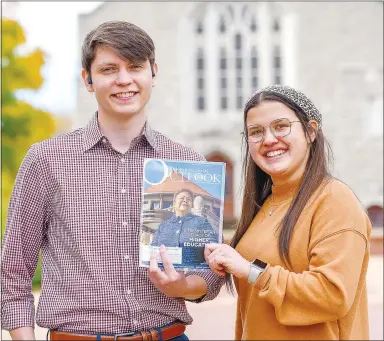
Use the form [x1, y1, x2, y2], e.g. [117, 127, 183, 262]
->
[81, 20, 155, 75]
[225, 91, 334, 293]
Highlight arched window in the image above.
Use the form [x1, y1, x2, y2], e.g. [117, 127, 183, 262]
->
[367, 205, 383, 227]
[189, 3, 284, 115]
[196, 48, 205, 111]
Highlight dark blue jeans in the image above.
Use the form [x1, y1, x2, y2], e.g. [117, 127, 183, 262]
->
[103, 333, 189, 341]
[170, 333, 189, 341]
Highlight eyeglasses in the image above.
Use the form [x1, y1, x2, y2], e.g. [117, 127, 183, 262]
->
[243, 118, 301, 143]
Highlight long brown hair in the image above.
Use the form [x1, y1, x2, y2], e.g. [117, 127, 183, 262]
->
[225, 91, 334, 293]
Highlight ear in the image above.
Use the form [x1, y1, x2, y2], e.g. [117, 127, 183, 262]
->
[151, 63, 158, 87]
[81, 69, 94, 92]
[307, 120, 318, 143]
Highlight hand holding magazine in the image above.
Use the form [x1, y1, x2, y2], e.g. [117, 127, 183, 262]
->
[139, 158, 225, 270]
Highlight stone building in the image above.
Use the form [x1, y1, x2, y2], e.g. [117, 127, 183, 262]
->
[75, 2, 383, 228]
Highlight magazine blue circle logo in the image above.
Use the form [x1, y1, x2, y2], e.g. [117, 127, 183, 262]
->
[143, 159, 168, 185]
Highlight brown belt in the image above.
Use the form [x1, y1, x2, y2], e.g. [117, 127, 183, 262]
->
[50, 322, 186, 341]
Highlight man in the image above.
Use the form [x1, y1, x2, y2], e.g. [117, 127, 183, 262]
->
[1, 21, 223, 341]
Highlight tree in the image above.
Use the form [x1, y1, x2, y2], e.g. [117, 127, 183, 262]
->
[1, 19, 56, 234]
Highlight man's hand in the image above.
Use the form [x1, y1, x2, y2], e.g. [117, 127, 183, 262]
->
[148, 245, 189, 297]
[204, 243, 250, 279]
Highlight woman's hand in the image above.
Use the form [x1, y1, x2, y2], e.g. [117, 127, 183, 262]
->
[204, 243, 250, 279]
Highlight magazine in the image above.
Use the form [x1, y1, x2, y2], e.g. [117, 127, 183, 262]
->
[139, 158, 226, 271]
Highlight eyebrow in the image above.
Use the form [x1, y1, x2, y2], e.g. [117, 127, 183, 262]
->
[95, 63, 119, 68]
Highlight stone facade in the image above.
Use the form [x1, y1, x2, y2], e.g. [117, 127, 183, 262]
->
[75, 2, 383, 220]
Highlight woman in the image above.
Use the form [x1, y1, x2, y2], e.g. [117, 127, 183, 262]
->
[152, 188, 218, 264]
[205, 85, 371, 340]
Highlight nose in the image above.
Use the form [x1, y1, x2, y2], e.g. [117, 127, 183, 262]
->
[115, 70, 133, 85]
[263, 127, 278, 145]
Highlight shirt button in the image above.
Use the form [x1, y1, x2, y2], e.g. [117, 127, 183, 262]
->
[122, 221, 128, 227]
[120, 158, 125, 163]
[127, 289, 132, 295]
[133, 320, 138, 326]
[124, 254, 130, 260]
[102, 138, 107, 143]
[121, 188, 127, 194]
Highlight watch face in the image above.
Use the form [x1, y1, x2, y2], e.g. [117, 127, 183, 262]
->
[253, 259, 267, 269]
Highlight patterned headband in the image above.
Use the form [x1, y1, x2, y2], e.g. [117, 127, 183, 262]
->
[246, 84, 322, 127]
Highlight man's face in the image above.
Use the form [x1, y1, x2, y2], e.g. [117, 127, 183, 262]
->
[82, 46, 157, 119]
[174, 191, 193, 214]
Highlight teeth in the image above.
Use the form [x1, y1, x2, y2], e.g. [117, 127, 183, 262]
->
[115, 92, 135, 98]
[266, 150, 286, 157]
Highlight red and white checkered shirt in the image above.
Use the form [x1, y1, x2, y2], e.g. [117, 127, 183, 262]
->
[1, 113, 224, 333]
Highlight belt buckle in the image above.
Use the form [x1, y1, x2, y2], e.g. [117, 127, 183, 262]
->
[113, 332, 136, 341]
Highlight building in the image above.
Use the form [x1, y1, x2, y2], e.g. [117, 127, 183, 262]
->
[75, 2, 383, 231]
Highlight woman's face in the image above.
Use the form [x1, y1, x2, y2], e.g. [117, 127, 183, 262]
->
[174, 191, 193, 216]
[246, 100, 317, 183]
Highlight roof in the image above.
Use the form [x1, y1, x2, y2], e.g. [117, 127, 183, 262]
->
[145, 170, 215, 198]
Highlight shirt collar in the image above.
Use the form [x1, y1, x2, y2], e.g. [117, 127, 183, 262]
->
[170, 213, 194, 222]
[82, 112, 159, 153]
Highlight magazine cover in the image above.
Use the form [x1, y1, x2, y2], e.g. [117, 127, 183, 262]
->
[139, 158, 226, 271]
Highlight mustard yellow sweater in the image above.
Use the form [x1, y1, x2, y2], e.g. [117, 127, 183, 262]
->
[235, 178, 371, 340]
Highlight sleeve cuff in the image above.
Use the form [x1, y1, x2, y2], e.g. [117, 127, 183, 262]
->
[185, 270, 225, 303]
[1, 300, 35, 331]
[254, 264, 272, 291]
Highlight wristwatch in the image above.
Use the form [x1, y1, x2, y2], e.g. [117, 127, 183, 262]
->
[247, 259, 268, 284]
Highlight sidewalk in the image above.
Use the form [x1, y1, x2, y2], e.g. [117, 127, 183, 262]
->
[2, 255, 383, 340]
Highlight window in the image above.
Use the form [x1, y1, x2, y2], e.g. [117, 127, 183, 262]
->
[221, 97, 228, 110]
[219, 16, 226, 33]
[150, 201, 160, 210]
[196, 48, 205, 112]
[198, 96, 205, 111]
[221, 77, 227, 89]
[196, 21, 203, 34]
[162, 201, 173, 209]
[250, 16, 257, 32]
[197, 57, 204, 70]
[197, 78, 204, 90]
[219, 47, 228, 111]
[235, 33, 243, 110]
[220, 57, 227, 70]
[235, 34, 242, 50]
[273, 46, 281, 84]
[236, 96, 243, 110]
[273, 19, 280, 32]
[236, 58, 242, 70]
[190, 4, 284, 114]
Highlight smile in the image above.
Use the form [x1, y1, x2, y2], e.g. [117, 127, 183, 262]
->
[265, 149, 287, 158]
[112, 92, 137, 99]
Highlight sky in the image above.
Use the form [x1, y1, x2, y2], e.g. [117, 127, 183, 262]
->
[3, 2, 102, 116]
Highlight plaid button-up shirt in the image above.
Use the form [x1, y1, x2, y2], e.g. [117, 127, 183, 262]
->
[1, 114, 224, 333]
